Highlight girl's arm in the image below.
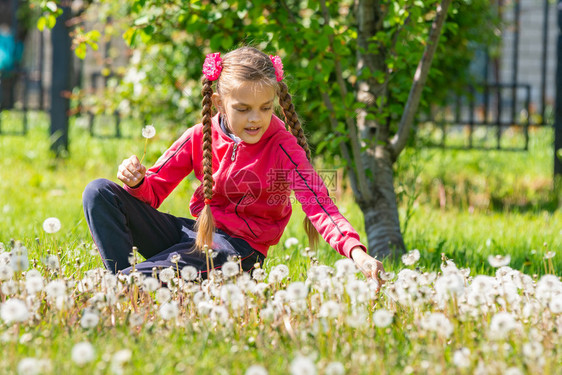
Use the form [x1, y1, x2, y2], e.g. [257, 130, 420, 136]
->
[123, 127, 196, 208]
[351, 246, 385, 284]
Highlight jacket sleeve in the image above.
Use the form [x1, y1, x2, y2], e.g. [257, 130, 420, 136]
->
[277, 136, 367, 259]
[124, 128, 195, 208]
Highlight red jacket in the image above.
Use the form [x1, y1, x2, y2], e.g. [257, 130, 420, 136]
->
[125, 114, 366, 258]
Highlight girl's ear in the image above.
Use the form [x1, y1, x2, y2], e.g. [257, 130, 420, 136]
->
[211, 93, 223, 113]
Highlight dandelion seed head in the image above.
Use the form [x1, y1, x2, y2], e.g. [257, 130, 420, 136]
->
[489, 312, 519, 340]
[155, 287, 172, 303]
[80, 311, 100, 329]
[222, 261, 240, 279]
[44, 255, 60, 270]
[504, 367, 524, 375]
[522, 342, 543, 359]
[287, 282, 308, 301]
[325, 361, 345, 375]
[45, 280, 67, 299]
[0, 264, 14, 281]
[246, 364, 268, 375]
[142, 125, 156, 139]
[319, 300, 341, 319]
[42, 217, 61, 234]
[25, 275, 44, 294]
[129, 312, 144, 327]
[335, 258, 357, 277]
[488, 254, 511, 268]
[159, 301, 179, 320]
[453, 348, 471, 368]
[373, 308, 393, 328]
[181, 265, 198, 281]
[1, 280, 18, 295]
[71, 342, 96, 366]
[17, 357, 51, 375]
[544, 251, 555, 259]
[290, 355, 316, 375]
[284, 237, 299, 248]
[142, 277, 159, 292]
[159, 267, 175, 283]
[402, 249, 421, 266]
[1, 298, 29, 324]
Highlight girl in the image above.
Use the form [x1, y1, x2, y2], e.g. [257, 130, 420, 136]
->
[82, 46, 384, 282]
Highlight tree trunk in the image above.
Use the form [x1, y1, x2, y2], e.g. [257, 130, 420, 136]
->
[358, 145, 405, 259]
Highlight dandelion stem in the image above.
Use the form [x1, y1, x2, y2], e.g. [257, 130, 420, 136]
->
[139, 138, 148, 165]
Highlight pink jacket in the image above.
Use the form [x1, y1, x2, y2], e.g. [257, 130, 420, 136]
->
[125, 114, 366, 258]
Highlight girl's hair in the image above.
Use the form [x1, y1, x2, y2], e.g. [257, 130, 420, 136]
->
[195, 46, 319, 251]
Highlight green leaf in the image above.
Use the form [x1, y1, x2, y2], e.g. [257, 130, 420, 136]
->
[134, 16, 150, 26]
[557, 148, 562, 161]
[37, 17, 46, 31]
[46, 14, 57, 29]
[75, 44, 86, 60]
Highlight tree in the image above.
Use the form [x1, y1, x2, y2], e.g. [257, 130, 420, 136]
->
[58, 0, 496, 258]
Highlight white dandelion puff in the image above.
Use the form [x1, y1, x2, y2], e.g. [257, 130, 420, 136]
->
[159, 267, 175, 283]
[488, 254, 511, 268]
[252, 268, 266, 282]
[42, 217, 61, 234]
[544, 251, 555, 259]
[141, 125, 156, 139]
[402, 249, 421, 266]
[245, 364, 268, 375]
[0, 264, 14, 281]
[181, 265, 198, 281]
[45, 280, 67, 299]
[284, 237, 299, 248]
[522, 342, 543, 359]
[334, 258, 357, 277]
[17, 357, 51, 375]
[290, 355, 316, 375]
[325, 362, 345, 375]
[71, 342, 96, 366]
[44, 255, 60, 270]
[489, 312, 519, 340]
[453, 348, 471, 368]
[222, 261, 240, 278]
[287, 282, 308, 301]
[80, 311, 100, 329]
[159, 301, 179, 320]
[372, 308, 393, 328]
[1, 299, 30, 324]
[142, 277, 159, 292]
[155, 287, 172, 303]
[129, 312, 144, 327]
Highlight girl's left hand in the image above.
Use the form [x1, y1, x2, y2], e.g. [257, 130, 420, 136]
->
[350, 246, 385, 286]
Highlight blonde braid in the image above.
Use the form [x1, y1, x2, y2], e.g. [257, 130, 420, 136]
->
[278, 81, 319, 250]
[195, 77, 215, 251]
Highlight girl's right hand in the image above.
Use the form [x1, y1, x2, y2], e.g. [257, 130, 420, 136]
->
[117, 155, 147, 188]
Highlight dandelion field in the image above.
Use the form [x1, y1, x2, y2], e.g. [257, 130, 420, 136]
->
[0, 112, 561, 374]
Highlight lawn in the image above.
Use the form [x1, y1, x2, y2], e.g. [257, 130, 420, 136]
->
[0, 111, 560, 374]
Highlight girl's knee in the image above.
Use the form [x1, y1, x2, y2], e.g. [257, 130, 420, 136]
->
[82, 178, 115, 207]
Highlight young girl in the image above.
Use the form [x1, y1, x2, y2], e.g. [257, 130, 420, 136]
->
[82, 46, 384, 282]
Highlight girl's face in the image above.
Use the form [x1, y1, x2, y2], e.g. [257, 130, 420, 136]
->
[213, 81, 276, 144]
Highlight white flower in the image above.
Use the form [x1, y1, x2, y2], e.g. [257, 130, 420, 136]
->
[181, 265, 198, 281]
[1, 299, 30, 324]
[210, 305, 229, 323]
[142, 277, 159, 292]
[44, 255, 60, 270]
[420, 312, 454, 338]
[45, 280, 67, 299]
[319, 300, 341, 319]
[284, 237, 299, 248]
[159, 267, 175, 283]
[522, 342, 543, 359]
[489, 312, 519, 340]
[25, 276, 44, 294]
[222, 261, 240, 278]
[155, 287, 171, 303]
[269, 264, 289, 283]
[42, 217, 61, 234]
[252, 268, 266, 282]
[71, 342, 96, 366]
[112, 349, 132, 364]
[1, 280, 18, 295]
[142, 125, 156, 139]
[246, 364, 268, 375]
[334, 258, 357, 277]
[453, 348, 471, 368]
[402, 249, 420, 266]
[290, 355, 316, 375]
[488, 254, 511, 268]
[287, 282, 308, 301]
[17, 357, 51, 375]
[80, 311, 100, 329]
[325, 361, 345, 375]
[129, 312, 144, 327]
[0, 264, 14, 281]
[373, 308, 393, 328]
[544, 251, 555, 259]
[549, 295, 562, 313]
[504, 367, 524, 375]
[159, 301, 179, 320]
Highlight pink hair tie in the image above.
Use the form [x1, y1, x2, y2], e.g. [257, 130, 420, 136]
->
[204, 198, 211, 205]
[202, 52, 223, 81]
[269, 55, 284, 82]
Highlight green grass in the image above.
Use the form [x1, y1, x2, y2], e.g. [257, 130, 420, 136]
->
[0, 111, 560, 374]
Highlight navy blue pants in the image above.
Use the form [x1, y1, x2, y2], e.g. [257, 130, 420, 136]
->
[82, 179, 263, 277]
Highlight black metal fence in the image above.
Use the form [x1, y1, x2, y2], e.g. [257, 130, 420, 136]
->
[420, 0, 556, 151]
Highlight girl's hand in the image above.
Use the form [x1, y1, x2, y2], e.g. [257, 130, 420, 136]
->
[117, 155, 147, 188]
[350, 246, 386, 287]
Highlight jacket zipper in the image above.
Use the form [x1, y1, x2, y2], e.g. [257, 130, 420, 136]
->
[231, 143, 238, 161]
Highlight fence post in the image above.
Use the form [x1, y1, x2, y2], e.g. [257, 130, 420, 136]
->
[555, 0, 562, 201]
[50, 4, 72, 156]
